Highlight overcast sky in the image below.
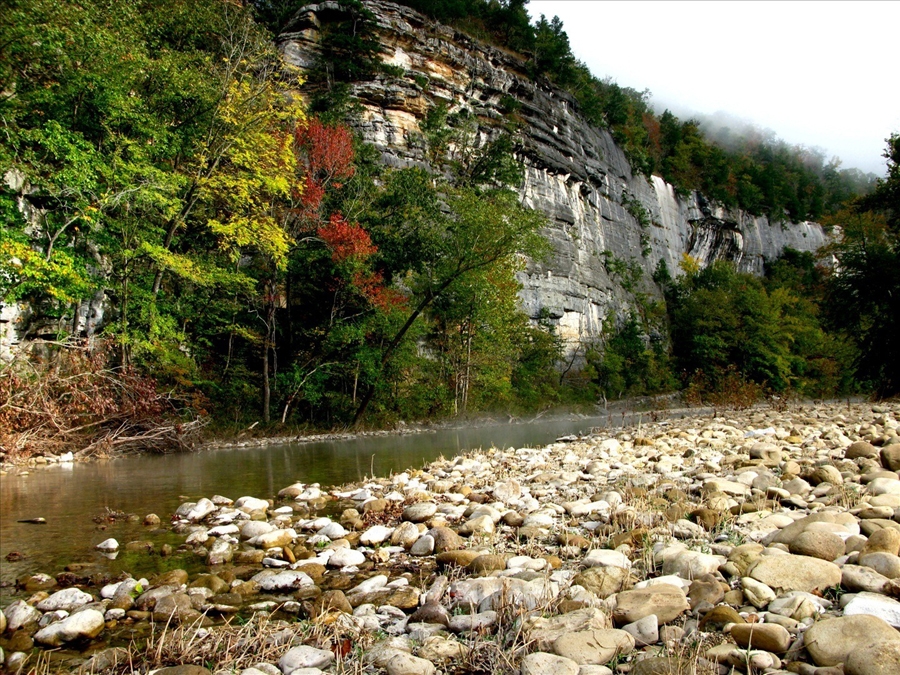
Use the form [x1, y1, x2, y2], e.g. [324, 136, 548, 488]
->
[528, 1, 898, 176]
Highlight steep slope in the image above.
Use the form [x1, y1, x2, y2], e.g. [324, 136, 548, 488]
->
[281, 0, 827, 349]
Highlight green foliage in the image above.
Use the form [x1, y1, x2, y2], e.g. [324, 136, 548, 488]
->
[664, 254, 849, 399]
[824, 144, 900, 396]
[585, 313, 675, 400]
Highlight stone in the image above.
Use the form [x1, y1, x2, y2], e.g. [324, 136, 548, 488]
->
[572, 566, 632, 599]
[35, 588, 93, 612]
[520, 652, 579, 675]
[730, 622, 791, 653]
[360, 525, 394, 546]
[429, 526, 463, 552]
[385, 652, 436, 675]
[844, 592, 900, 628]
[153, 592, 198, 622]
[809, 465, 843, 485]
[33, 608, 105, 646]
[417, 636, 466, 663]
[842, 564, 890, 593]
[96, 538, 119, 551]
[583, 549, 631, 569]
[449, 610, 498, 633]
[882, 445, 900, 472]
[748, 554, 841, 593]
[552, 628, 635, 665]
[862, 527, 900, 556]
[154, 667, 211, 675]
[789, 531, 845, 561]
[408, 601, 450, 626]
[251, 570, 314, 592]
[436, 550, 482, 567]
[698, 605, 744, 631]
[402, 502, 437, 523]
[278, 645, 334, 673]
[630, 657, 695, 675]
[458, 514, 494, 536]
[522, 608, 612, 651]
[410, 535, 435, 556]
[661, 550, 722, 579]
[804, 614, 900, 666]
[612, 584, 689, 625]
[328, 548, 366, 568]
[859, 551, 900, 578]
[309, 590, 352, 617]
[3, 600, 42, 631]
[392, 522, 422, 548]
[844, 639, 900, 675]
[493, 479, 522, 503]
[687, 574, 725, 609]
[621, 613, 659, 646]
[847, 441, 880, 459]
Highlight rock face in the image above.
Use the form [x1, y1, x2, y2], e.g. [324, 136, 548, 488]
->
[278, 0, 827, 352]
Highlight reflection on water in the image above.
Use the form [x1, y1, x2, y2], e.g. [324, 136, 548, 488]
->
[0, 409, 677, 591]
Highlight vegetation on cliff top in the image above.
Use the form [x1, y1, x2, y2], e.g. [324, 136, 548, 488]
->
[387, 0, 876, 221]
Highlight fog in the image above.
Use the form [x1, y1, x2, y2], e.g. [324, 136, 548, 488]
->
[528, 1, 899, 176]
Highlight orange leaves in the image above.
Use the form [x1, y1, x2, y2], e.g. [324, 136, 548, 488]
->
[317, 214, 405, 313]
[317, 213, 376, 263]
[295, 117, 355, 188]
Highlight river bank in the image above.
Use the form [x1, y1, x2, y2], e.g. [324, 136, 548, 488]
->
[3, 400, 900, 673]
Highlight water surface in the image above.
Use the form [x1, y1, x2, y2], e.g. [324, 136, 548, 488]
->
[0, 408, 681, 593]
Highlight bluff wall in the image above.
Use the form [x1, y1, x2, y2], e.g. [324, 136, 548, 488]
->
[280, 1, 827, 351]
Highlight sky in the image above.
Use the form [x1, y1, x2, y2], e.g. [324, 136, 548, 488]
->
[527, 1, 899, 176]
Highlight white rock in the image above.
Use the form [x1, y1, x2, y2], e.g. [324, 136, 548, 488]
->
[360, 525, 394, 546]
[235, 496, 270, 512]
[278, 645, 334, 673]
[328, 548, 366, 568]
[583, 549, 631, 570]
[844, 592, 900, 628]
[3, 600, 42, 630]
[318, 521, 348, 540]
[251, 570, 314, 592]
[96, 538, 119, 551]
[186, 497, 217, 521]
[36, 588, 93, 612]
[241, 520, 276, 539]
[33, 609, 105, 646]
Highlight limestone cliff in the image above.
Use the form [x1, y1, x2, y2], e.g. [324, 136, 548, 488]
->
[283, 0, 827, 351]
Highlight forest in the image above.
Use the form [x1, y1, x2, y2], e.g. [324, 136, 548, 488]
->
[0, 0, 898, 459]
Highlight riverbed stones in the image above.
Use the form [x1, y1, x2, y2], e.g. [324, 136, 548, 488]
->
[35, 588, 93, 612]
[402, 502, 437, 523]
[278, 645, 334, 673]
[747, 553, 841, 593]
[572, 566, 632, 599]
[804, 614, 900, 666]
[729, 622, 791, 653]
[13, 400, 900, 674]
[33, 608, 105, 646]
[844, 592, 900, 627]
[3, 600, 41, 631]
[844, 639, 900, 675]
[251, 570, 314, 592]
[612, 584, 689, 625]
[553, 628, 635, 665]
[520, 652, 579, 675]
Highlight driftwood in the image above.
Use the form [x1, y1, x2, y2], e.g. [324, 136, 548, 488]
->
[0, 339, 207, 459]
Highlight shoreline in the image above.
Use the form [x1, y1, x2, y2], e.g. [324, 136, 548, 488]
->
[3, 400, 900, 673]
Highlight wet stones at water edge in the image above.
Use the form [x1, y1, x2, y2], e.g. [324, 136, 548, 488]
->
[4, 401, 900, 674]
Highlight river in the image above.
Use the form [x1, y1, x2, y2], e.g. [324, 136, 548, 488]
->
[0, 406, 691, 596]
